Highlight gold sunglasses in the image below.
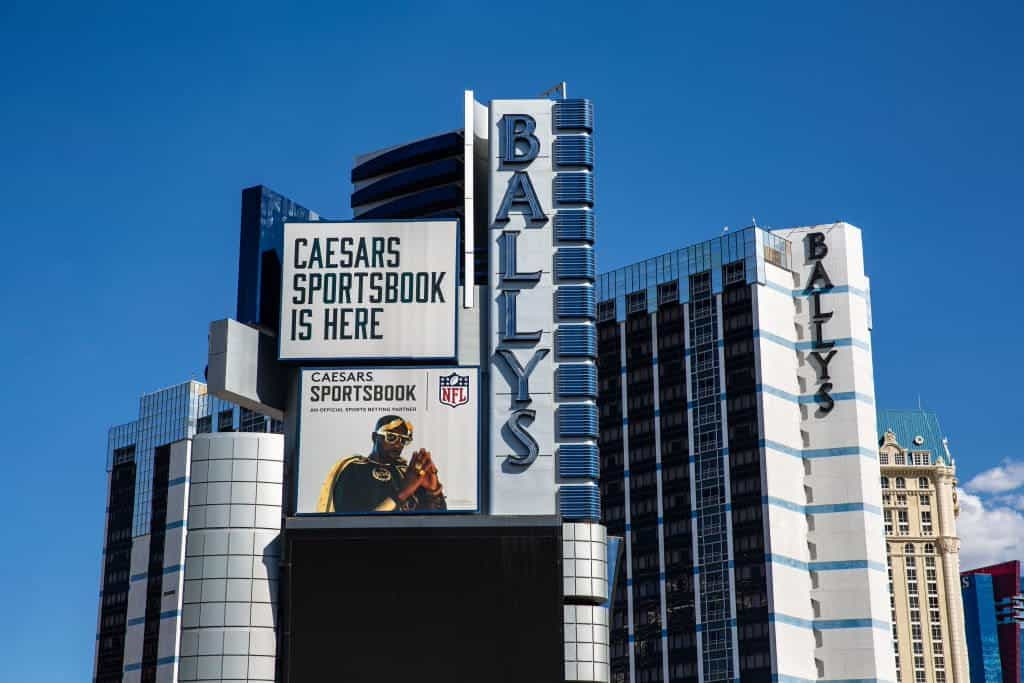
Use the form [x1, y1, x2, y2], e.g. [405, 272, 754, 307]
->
[375, 429, 412, 445]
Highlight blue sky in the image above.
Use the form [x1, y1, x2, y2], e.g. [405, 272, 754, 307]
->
[1, 1, 1022, 680]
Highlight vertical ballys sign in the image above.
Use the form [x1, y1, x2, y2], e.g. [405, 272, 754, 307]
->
[488, 99, 598, 515]
[805, 232, 837, 414]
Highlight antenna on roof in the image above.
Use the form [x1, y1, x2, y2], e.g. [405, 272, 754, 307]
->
[752, 217, 758, 228]
[539, 81, 568, 99]
[917, 394, 923, 410]
[722, 226, 730, 233]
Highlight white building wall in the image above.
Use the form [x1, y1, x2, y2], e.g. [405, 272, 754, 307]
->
[765, 223, 895, 683]
[178, 432, 283, 683]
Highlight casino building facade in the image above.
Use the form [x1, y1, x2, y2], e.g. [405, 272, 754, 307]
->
[93, 381, 283, 683]
[596, 224, 894, 683]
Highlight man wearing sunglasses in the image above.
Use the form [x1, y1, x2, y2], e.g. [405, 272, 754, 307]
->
[316, 414, 447, 513]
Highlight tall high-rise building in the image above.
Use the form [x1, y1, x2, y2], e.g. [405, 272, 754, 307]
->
[962, 561, 1024, 683]
[878, 408, 969, 683]
[93, 381, 283, 683]
[597, 223, 893, 683]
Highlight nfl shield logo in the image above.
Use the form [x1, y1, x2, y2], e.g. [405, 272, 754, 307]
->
[439, 373, 470, 407]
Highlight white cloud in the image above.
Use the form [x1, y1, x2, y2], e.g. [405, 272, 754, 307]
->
[963, 459, 1024, 494]
[956, 489, 1024, 571]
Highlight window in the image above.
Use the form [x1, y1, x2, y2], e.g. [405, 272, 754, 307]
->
[217, 409, 234, 432]
[881, 476, 890, 489]
[924, 543, 934, 555]
[597, 300, 616, 322]
[883, 494, 891, 505]
[911, 624, 922, 640]
[895, 453, 906, 465]
[921, 511, 933, 534]
[657, 281, 679, 304]
[910, 610, 921, 623]
[898, 511, 910, 535]
[627, 291, 647, 313]
[904, 543, 915, 555]
[884, 510, 893, 535]
[896, 494, 908, 506]
[920, 494, 930, 506]
[929, 610, 941, 623]
[196, 415, 212, 434]
[931, 625, 942, 640]
[918, 477, 929, 489]
[880, 453, 889, 464]
[896, 477, 906, 489]
[909, 596, 920, 609]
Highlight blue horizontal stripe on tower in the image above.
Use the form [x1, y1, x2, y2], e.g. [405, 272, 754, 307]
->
[761, 280, 870, 300]
[553, 99, 594, 132]
[685, 384, 872, 409]
[557, 364, 598, 398]
[555, 325, 597, 359]
[558, 405, 599, 438]
[126, 610, 180, 626]
[555, 247, 596, 281]
[755, 328, 871, 352]
[554, 173, 594, 205]
[766, 553, 886, 573]
[761, 439, 876, 460]
[558, 445, 600, 479]
[559, 485, 600, 521]
[757, 383, 874, 406]
[556, 286, 596, 320]
[763, 496, 881, 516]
[554, 209, 595, 243]
[769, 613, 889, 631]
[124, 656, 177, 671]
[553, 135, 594, 168]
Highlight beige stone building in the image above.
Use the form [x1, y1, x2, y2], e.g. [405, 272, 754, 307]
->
[878, 409, 969, 683]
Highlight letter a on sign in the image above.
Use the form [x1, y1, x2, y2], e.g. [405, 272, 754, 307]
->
[438, 373, 470, 407]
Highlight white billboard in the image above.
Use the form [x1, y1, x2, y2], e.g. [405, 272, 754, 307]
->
[295, 367, 479, 515]
[280, 220, 458, 361]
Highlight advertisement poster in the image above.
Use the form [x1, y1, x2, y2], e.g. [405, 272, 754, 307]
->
[280, 220, 458, 360]
[296, 367, 479, 514]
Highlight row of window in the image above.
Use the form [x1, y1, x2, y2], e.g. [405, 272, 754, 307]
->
[881, 476, 931, 490]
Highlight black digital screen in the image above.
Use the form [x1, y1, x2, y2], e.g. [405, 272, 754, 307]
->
[284, 522, 563, 683]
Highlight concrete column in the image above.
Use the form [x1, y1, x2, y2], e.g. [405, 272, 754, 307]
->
[935, 469, 969, 683]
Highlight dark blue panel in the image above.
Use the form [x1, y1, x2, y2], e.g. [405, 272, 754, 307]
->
[558, 444, 600, 479]
[557, 364, 598, 399]
[351, 131, 462, 182]
[558, 404, 599, 438]
[553, 135, 594, 169]
[351, 158, 462, 208]
[553, 99, 594, 132]
[356, 185, 463, 220]
[554, 172, 594, 206]
[559, 485, 601, 521]
[962, 573, 1004, 683]
[554, 209, 595, 243]
[555, 325, 597, 359]
[556, 286, 596, 320]
[555, 247, 596, 282]
[236, 185, 321, 329]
